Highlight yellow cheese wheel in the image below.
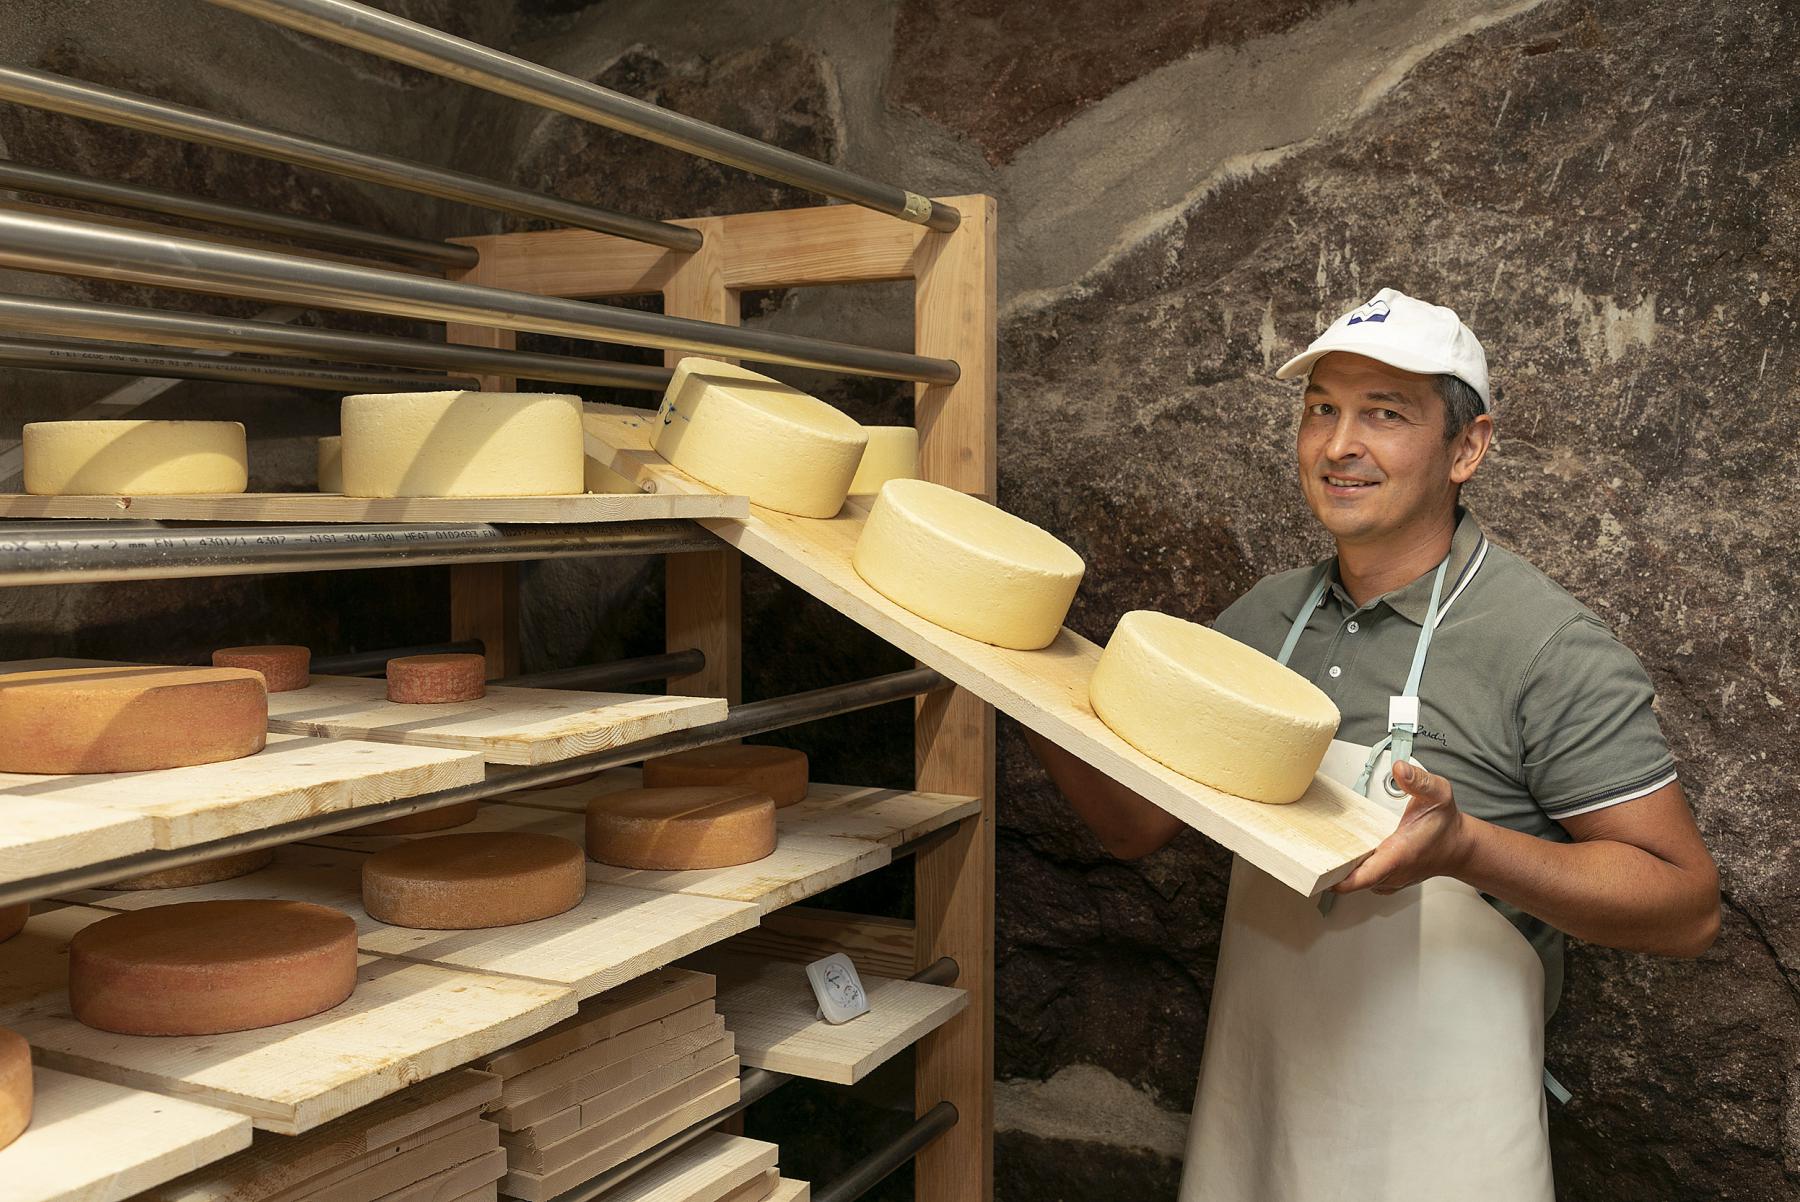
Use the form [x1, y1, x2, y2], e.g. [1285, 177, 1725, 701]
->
[848, 426, 918, 495]
[0, 1027, 29, 1152]
[23, 420, 247, 496]
[852, 478, 1085, 650]
[586, 786, 776, 870]
[317, 435, 343, 493]
[642, 745, 809, 807]
[340, 391, 583, 497]
[1088, 610, 1340, 804]
[653, 358, 867, 517]
[362, 832, 587, 929]
[0, 666, 267, 774]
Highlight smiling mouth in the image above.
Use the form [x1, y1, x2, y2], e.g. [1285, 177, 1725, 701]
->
[1324, 475, 1379, 489]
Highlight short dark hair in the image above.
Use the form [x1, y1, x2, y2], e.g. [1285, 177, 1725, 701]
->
[1435, 374, 1485, 440]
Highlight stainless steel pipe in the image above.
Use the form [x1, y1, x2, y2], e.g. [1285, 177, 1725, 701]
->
[0, 210, 960, 383]
[500, 649, 705, 691]
[0, 160, 477, 268]
[0, 67, 700, 251]
[0, 335, 474, 391]
[814, 1104, 961, 1202]
[0, 293, 673, 391]
[207, 0, 961, 233]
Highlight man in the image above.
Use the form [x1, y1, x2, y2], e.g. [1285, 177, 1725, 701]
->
[1027, 288, 1719, 1200]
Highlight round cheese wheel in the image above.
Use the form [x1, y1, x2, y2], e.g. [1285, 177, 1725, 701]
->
[22, 420, 248, 496]
[642, 745, 809, 807]
[0, 902, 27, 943]
[852, 478, 1085, 650]
[340, 391, 582, 498]
[386, 653, 486, 704]
[0, 1027, 29, 1152]
[317, 435, 344, 493]
[848, 426, 918, 495]
[1088, 610, 1340, 804]
[587, 787, 777, 870]
[0, 666, 267, 774]
[68, 900, 358, 1035]
[212, 645, 311, 693]
[362, 832, 586, 929]
[105, 847, 275, 891]
[344, 800, 480, 836]
[653, 359, 867, 518]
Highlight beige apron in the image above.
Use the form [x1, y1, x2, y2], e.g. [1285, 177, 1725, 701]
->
[1179, 566, 1555, 1202]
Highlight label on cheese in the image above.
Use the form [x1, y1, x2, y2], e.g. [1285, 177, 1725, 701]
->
[586, 786, 777, 870]
[340, 391, 583, 498]
[642, 745, 809, 807]
[318, 435, 343, 493]
[0, 1027, 29, 1152]
[848, 426, 918, 495]
[1088, 610, 1340, 804]
[23, 420, 247, 496]
[852, 478, 1085, 650]
[0, 666, 267, 774]
[654, 358, 868, 518]
[362, 832, 587, 930]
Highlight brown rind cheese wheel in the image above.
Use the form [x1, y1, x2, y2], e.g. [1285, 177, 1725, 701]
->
[0, 902, 26, 943]
[69, 900, 357, 1036]
[386, 653, 486, 704]
[0, 666, 266, 774]
[0, 1027, 29, 1152]
[212, 645, 311, 692]
[642, 744, 809, 807]
[362, 832, 586, 929]
[105, 847, 275, 891]
[586, 786, 777, 871]
[343, 800, 480, 836]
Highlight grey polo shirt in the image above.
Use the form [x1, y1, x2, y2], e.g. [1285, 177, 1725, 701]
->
[1213, 507, 1678, 1017]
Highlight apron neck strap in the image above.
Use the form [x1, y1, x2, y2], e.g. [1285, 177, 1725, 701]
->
[1276, 571, 1333, 669]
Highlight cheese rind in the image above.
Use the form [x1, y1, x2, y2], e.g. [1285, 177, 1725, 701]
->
[642, 745, 809, 807]
[0, 903, 25, 943]
[363, 832, 587, 929]
[317, 435, 343, 493]
[212, 644, 311, 692]
[23, 420, 247, 496]
[106, 848, 275, 891]
[0, 666, 267, 774]
[653, 359, 867, 517]
[1088, 610, 1340, 804]
[586, 786, 777, 870]
[340, 391, 583, 498]
[346, 800, 481, 836]
[848, 426, 918, 495]
[387, 653, 487, 704]
[0, 1027, 29, 1152]
[852, 478, 1085, 650]
[68, 900, 358, 1035]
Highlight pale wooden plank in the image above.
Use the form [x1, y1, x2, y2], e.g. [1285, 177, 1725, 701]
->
[448, 228, 683, 298]
[682, 953, 967, 1086]
[499, 1082, 740, 1202]
[0, 794, 156, 888]
[581, 409, 1397, 896]
[288, 1121, 496, 1202]
[713, 908, 916, 981]
[765, 1179, 808, 1202]
[374, 1148, 506, 1202]
[494, 1005, 720, 1112]
[491, 1032, 732, 1134]
[507, 1059, 740, 1175]
[716, 1170, 779, 1202]
[0, 492, 745, 524]
[479, 968, 715, 1080]
[0, 1067, 252, 1202]
[0, 907, 576, 1134]
[539, 1132, 773, 1202]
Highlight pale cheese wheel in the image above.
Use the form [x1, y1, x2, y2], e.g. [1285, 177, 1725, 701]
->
[653, 358, 867, 517]
[68, 900, 358, 1035]
[362, 832, 587, 929]
[23, 420, 247, 496]
[0, 902, 26, 943]
[586, 786, 776, 870]
[386, 653, 486, 704]
[0, 666, 267, 774]
[1088, 610, 1340, 804]
[0, 1027, 29, 1152]
[642, 745, 809, 807]
[848, 426, 918, 495]
[212, 644, 310, 692]
[340, 391, 583, 498]
[852, 478, 1085, 650]
[318, 435, 343, 493]
[105, 848, 275, 891]
[345, 800, 480, 836]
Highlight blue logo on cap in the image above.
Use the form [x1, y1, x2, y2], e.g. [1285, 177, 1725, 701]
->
[1346, 298, 1390, 325]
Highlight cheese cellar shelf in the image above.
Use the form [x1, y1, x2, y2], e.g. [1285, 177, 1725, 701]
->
[0, 490, 747, 524]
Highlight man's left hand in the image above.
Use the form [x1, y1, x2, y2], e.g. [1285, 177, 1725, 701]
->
[1332, 760, 1476, 895]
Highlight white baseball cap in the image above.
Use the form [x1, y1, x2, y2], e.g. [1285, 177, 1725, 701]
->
[1275, 287, 1491, 411]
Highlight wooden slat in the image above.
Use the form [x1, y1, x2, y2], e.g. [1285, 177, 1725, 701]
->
[288, 1121, 496, 1202]
[0, 1067, 252, 1202]
[480, 968, 715, 1080]
[503, 1043, 737, 1151]
[377, 1148, 506, 1202]
[584, 833, 888, 915]
[499, 1082, 739, 1202]
[554, 1132, 775, 1202]
[0, 491, 745, 523]
[494, 1004, 720, 1112]
[765, 1180, 808, 1202]
[714, 907, 916, 981]
[0, 906, 576, 1134]
[506, 1059, 740, 1175]
[491, 1031, 732, 1135]
[449, 229, 683, 298]
[0, 793, 156, 888]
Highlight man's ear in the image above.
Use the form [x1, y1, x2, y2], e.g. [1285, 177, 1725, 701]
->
[1450, 414, 1495, 484]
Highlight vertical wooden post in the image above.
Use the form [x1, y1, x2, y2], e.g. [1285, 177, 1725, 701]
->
[660, 218, 742, 705]
[911, 195, 997, 1202]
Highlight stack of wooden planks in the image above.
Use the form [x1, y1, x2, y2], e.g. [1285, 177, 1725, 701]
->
[585, 1132, 808, 1202]
[138, 1069, 505, 1202]
[483, 968, 741, 1201]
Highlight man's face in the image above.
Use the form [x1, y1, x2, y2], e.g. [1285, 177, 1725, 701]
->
[1296, 352, 1472, 545]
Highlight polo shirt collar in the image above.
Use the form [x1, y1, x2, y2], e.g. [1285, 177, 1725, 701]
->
[1325, 508, 1487, 626]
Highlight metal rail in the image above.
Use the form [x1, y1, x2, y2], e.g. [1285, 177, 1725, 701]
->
[0, 67, 700, 251]
[815, 1104, 960, 1202]
[0, 210, 960, 383]
[0, 293, 672, 391]
[0, 335, 473, 391]
[501, 649, 705, 691]
[0, 520, 716, 587]
[0, 160, 477, 268]
[207, 0, 961, 233]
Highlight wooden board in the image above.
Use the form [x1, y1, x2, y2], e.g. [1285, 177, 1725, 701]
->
[765, 1181, 807, 1202]
[499, 1082, 740, 1202]
[0, 906, 576, 1134]
[683, 953, 967, 1086]
[557, 1132, 774, 1202]
[494, 1005, 720, 1113]
[584, 405, 1397, 896]
[292, 1121, 496, 1202]
[505, 1047, 740, 1152]
[481, 968, 715, 1080]
[712, 908, 916, 981]
[0, 491, 745, 524]
[66, 844, 761, 1002]
[380, 1149, 506, 1202]
[506, 1059, 740, 1175]
[491, 1031, 732, 1134]
[0, 793, 156, 889]
[0, 1067, 252, 1202]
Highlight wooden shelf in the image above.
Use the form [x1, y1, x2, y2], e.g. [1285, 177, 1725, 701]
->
[0, 490, 747, 524]
[0, 906, 576, 1134]
[595, 1132, 778, 1202]
[0, 1067, 252, 1202]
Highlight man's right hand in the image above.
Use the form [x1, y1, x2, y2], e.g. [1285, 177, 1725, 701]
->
[1022, 727, 1185, 860]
